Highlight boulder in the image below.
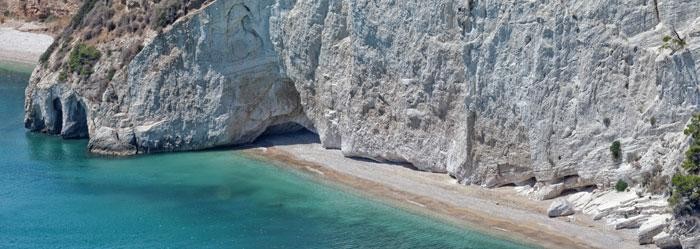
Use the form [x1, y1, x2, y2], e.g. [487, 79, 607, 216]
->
[653, 231, 681, 249]
[680, 236, 700, 249]
[638, 214, 671, 244]
[547, 199, 575, 217]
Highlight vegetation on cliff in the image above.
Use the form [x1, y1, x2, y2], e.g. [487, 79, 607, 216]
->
[615, 179, 628, 192]
[610, 140, 622, 160]
[670, 114, 700, 215]
[68, 43, 101, 77]
[38, 0, 212, 90]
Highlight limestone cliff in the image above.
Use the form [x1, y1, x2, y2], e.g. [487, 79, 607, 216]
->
[23, 0, 700, 246]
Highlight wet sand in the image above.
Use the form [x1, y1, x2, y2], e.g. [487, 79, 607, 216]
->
[241, 132, 649, 249]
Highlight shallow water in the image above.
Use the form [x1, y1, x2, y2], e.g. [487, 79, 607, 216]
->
[0, 67, 537, 249]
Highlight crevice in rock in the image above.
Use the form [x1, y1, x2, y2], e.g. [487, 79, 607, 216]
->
[652, 0, 661, 23]
[517, 177, 537, 187]
[50, 98, 63, 135]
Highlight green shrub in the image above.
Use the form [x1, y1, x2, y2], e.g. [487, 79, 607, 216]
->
[683, 114, 700, 174]
[615, 179, 628, 192]
[685, 114, 700, 139]
[660, 32, 688, 51]
[670, 113, 700, 215]
[58, 70, 68, 82]
[610, 141, 622, 160]
[669, 174, 700, 214]
[68, 44, 101, 76]
[683, 145, 700, 173]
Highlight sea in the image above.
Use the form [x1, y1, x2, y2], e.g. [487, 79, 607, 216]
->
[0, 65, 537, 249]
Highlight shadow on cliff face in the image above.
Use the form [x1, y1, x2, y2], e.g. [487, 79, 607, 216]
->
[50, 98, 63, 134]
[248, 127, 321, 147]
[202, 124, 321, 154]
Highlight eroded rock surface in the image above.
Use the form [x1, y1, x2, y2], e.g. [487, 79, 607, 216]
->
[26, 0, 700, 203]
[24, 0, 700, 245]
[27, 0, 700, 202]
[25, 0, 310, 155]
[270, 0, 700, 190]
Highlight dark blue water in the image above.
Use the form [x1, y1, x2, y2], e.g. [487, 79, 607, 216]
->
[0, 66, 537, 249]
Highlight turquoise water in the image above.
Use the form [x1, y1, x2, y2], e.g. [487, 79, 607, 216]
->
[0, 67, 536, 249]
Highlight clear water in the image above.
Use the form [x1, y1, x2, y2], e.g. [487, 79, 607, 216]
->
[0, 67, 537, 249]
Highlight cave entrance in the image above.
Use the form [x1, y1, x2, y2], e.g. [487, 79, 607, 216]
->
[51, 98, 63, 135]
[254, 122, 320, 146]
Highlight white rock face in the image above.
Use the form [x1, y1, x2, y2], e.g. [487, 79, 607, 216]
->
[26, 0, 311, 154]
[26, 0, 700, 184]
[270, 0, 700, 190]
[23, 0, 700, 244]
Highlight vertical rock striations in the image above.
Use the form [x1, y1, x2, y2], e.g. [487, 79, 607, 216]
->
[25, 0, 311, 155]
[272, 0, 700, 191]
[24, 1, 700, 242]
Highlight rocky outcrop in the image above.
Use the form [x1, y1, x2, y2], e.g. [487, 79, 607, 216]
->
[23, 0, 700, 246]
[640, 214, 673, 244]
[654, 231, 682, 249]
[28, 0, 700, 183]
[271, 0, 700, 189]
[561, 188, 698, 246]
[26, 0, 310, 155]
[86, 0, 312, 155]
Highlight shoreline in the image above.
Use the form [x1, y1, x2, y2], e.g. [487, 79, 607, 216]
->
[0, 23, 54, 71]
[0, 19, 654, 249]
[240, 132, 649, 249]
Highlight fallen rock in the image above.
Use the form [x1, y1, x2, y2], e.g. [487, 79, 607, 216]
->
[535, 183, 565, 200]
[680, 236, 700, 249]
[547, 199, 575, 217]
[610, 215, 647, 230]
[638, 214, 671, 244]
[653, 231, 681, 249]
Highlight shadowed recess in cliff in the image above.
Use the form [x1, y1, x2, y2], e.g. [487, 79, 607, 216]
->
[50, 98, 63, 135]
